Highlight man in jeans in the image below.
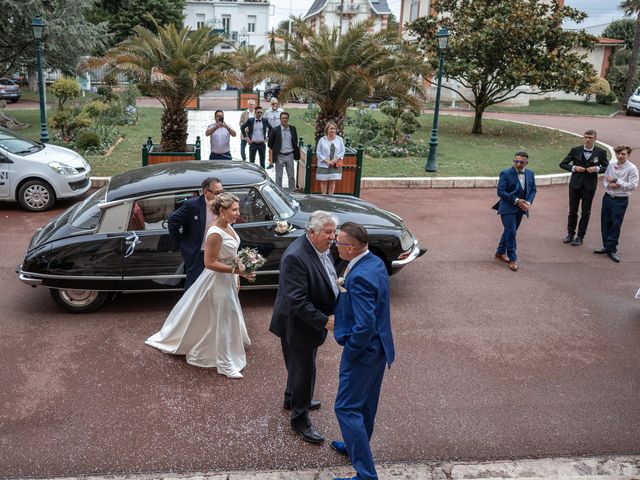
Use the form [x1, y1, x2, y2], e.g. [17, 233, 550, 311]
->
[268, 112, 300, 190]
[205, 110, 236, 160]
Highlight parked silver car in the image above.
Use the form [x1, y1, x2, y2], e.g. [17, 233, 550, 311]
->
[0, 127, 92, 211]
[626, 86, 640, 116]
[0, 78, 21, 102]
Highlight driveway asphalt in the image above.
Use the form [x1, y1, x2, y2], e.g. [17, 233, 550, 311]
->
[2, 184, 639, 478]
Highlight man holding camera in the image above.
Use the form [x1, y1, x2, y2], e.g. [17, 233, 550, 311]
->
[594, 145, 638, 263]
[206, 109, 236, 160]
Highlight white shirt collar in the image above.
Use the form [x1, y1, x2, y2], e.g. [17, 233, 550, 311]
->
[346, 249, 370, 275]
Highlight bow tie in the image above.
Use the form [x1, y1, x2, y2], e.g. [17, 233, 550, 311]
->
[584, 149, 593, 153]
[518, 171, 525, 175]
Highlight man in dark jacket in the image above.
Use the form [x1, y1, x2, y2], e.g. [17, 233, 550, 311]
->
[270, 210, 338, 444]
[268, 112, 300, 190]
[559, 130, 609, 246]
[241, 105, 271, 168]
[168, 177, 223, 289]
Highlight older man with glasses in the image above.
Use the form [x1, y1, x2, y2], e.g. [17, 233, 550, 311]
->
[168, 177, 224, 289]
[493, 151, 537, 272]
[264, 97, 284, 169]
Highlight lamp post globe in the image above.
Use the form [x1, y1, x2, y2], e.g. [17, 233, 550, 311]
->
[31, 16, 50, 144]
[424, 27, 450, 173]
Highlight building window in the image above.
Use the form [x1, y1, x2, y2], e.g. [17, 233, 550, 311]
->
[196, 13, 206, 30]
[222, 15, 231, 34]
[247, 15, 256, 33]
[409, 0, 420, 21]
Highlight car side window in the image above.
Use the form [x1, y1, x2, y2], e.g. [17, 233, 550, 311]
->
[127, 192, 197, 231]
[229, 187, 273, 224]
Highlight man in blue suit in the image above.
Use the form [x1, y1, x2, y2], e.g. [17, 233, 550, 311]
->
[168, 177, 224, 289]
[331, 222, 395, 480]
[494, 151, 537, 272]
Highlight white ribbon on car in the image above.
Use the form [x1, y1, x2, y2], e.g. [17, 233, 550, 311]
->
[124, 232, 141, 258]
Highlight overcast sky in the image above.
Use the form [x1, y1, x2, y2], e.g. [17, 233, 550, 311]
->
[268, 0, 627, 35]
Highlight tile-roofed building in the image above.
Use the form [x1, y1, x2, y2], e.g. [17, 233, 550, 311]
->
[303, 0, 392, 34]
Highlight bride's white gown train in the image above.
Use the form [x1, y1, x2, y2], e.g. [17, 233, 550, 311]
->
[145, 226, 250, 377]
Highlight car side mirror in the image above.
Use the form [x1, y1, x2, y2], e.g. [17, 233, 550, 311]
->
[0, 152, 12, 163]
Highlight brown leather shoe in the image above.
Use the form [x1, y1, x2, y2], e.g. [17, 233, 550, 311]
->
[508, 261, 518, 272]
[495, 253, 509, 263]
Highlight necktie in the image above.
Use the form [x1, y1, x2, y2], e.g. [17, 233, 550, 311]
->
[321, 252, 339, 296]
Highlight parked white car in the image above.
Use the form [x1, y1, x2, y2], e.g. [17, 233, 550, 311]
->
[0, 127, 92, 211]
[626, 86, 640, 116]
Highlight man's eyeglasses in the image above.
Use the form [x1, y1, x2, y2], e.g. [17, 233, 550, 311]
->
[206, 188, 224, 195]
[333, 240, 354, 247]
[513, 160, 528, 165]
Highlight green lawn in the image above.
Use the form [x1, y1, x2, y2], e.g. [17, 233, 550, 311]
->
[486, 99, 619, 116]
[8, 106, 586, 178]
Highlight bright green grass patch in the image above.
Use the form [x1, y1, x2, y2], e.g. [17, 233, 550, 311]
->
[487, 99, 619, 116]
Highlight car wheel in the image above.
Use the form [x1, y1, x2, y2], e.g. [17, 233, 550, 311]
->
[265, 91, 273, 101]
[50, 289, 110, 313]
[10, 99, 19, 103]
[18, 179, 56, 212]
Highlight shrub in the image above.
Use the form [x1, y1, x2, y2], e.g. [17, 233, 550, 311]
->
[50, 77, 81, 109]
[585, 77, 610, 102]
[346, 109, 380, 145]
[75, 130, 101, 150]
[120, 84, 140, 109]
[596, 91, 617, 105]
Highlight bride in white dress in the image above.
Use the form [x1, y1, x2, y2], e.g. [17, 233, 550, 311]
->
[146, 193, 254, 379]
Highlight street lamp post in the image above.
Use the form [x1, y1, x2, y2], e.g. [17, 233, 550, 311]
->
[31, 16, 50, 144]
[425, 27, 450, 173]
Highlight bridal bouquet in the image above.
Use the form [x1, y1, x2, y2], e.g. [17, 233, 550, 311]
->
[233, 247, 266, 282]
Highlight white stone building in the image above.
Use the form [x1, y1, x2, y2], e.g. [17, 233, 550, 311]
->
[183, 0, 271, 53]
[303, 0, 391, 34]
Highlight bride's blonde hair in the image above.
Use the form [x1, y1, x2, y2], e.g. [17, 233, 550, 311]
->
[212, 192, 239, 215]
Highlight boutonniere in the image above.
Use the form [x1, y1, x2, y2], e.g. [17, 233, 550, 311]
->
[336, 276, 347, 293]
[194, 215, 199, 220]
[593, 157, 599, 164]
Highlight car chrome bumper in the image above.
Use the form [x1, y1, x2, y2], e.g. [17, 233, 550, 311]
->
[391, 241, 427, 269]
[17, 268, 43, 286]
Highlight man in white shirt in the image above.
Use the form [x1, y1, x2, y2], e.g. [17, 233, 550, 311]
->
[239, 99, 256, 161]
[594, 145, 638, 263]
[264, 98, 284, 169]
[205, 110, 236, 160]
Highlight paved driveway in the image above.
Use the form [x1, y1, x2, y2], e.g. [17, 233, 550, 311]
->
[2, 185, 639, 478]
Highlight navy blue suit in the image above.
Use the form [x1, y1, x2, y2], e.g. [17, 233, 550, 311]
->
[168, 195, 207, 289]
[334, 252, 394, 480]
[270, 235, 335, 428]
[495, 167, 537, 262]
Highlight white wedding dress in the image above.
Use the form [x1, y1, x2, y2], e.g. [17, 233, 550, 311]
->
[145, 226, 251, 377]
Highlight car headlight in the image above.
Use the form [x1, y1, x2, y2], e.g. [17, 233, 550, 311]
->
[399, 229, 415, 251]
[48, 161, 79, 175]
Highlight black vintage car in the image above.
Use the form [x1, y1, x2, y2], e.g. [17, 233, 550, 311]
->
[18, 161, 425, 313]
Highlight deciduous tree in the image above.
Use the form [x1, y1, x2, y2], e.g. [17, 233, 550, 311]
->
[409, 0, 597, 134]
[620, 0, 640, 107]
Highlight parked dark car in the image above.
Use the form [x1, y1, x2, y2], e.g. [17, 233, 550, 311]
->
[0, 78, 22, 102]
[17, 161, 426, 313]
[264, 84, 307, 103]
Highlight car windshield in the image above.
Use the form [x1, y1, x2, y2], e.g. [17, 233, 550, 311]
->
[0, 127, 43, 155]
[70, 187, 107, 229]
[260, 183, 296, 220]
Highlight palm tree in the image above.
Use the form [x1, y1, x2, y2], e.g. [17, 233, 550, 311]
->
[230, 45, 266, 92]
[621, 0, 640, 108]
[85, 20, 235, 152]
[259, 19, 428, 141]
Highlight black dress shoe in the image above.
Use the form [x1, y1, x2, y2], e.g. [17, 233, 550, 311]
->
[283, 399, 321, 411]
[571, 236, 583, 246]
[563, 234, 574, 244]
[608, 252, 620, 263]
[593, 248, 609, 254]
[291, 423, 325, 444]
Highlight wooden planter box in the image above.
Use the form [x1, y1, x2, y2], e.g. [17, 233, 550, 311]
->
[238, 91, 260, 109]
[185, 97, 199, 110]
[297, 141, 364, 197]
[142, 136, 202, 166]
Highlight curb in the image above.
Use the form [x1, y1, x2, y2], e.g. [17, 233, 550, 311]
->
[90, 173, 572, 191]
[21, 454, 640, 480]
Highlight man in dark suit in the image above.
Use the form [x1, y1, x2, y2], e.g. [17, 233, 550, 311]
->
[241, 105, 271, 168]
[168, 177, 224, 289]
[559, 130, 609, 246]
[268, 112, 300, 190]
[270, 210, 338, 444]
[494, 151, 537, 272]
[330, 222, 394, 480]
